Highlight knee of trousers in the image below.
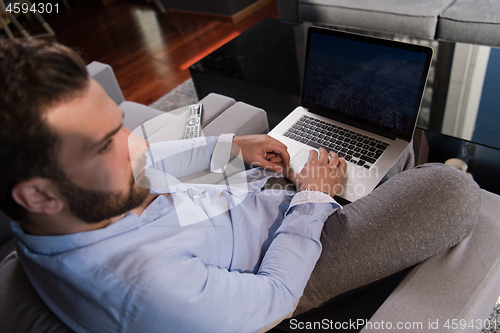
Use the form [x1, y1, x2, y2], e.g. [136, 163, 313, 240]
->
[414, 163, 481, 234]
[414, 163, 479, 194]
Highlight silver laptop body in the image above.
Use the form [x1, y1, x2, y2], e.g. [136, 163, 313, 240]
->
[269, 26, 433, 202]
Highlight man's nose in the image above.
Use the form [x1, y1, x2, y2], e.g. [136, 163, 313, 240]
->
[128, 130, 149, 164]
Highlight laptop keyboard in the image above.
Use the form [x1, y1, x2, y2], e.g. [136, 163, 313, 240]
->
[283, 115, 389, 169]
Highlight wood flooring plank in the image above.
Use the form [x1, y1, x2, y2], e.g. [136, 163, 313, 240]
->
[48, 0, 278, 105]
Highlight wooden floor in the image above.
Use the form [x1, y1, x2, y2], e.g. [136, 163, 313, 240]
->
[48, 0, 279, 105]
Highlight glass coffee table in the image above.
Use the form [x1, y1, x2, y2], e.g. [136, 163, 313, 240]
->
[190, 17, 500, 194]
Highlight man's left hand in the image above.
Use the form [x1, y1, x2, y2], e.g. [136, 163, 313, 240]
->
[232, 135, 290, 173]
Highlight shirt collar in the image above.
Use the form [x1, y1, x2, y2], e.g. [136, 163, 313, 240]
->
[11, 212, 142, 255]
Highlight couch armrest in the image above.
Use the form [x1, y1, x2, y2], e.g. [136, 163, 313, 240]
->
[121, 101, 165, 131]
[361, 189, 500, 332]
[199, 93, 236, 127]
[120, 93, 238, 133]
[86, 61, 126, 105]
[276, 0, 299, 23]
[202, 102, 269, 137]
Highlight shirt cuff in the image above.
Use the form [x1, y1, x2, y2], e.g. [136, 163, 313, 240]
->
[283, 190, 342, 227]
[210, 133, 235, 173]
[289, 190, 342, 210]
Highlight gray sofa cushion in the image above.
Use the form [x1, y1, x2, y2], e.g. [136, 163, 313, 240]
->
[298, 0, 455, 39]
[0, 251, 73, 332]
[437, 0, 500, 47]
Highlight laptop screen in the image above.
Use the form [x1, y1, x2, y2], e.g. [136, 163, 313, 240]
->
[301, 27, 433, 140]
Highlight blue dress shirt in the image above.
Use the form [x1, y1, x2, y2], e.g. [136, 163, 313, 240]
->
[12, 136, 340, 333]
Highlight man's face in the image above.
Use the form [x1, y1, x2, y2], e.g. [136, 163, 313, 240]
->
[45, 79, 149, 223]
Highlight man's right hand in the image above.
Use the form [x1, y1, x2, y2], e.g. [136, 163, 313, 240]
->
[286, 148, 346, 197]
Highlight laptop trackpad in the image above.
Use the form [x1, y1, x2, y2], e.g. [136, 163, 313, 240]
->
[289, 149, 310, 173]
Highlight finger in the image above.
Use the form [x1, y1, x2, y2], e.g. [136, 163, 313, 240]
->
[328, 151, 340, 166]
[268, 145, 290, 167]
[268, 156, 282, 163]
[279, 151, 291, 167]
[265, 153, 277, 160]
[337, 157, 346, 178]
[262, 135, 290, 163]
[265, 151, 286, 165]
[318, 147, 329, 164]
[307, 149, 319, 165]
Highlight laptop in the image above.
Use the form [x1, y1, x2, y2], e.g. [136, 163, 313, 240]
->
[269, 26, 433, 202]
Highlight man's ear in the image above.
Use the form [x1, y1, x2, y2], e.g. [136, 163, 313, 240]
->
[11, 178, 64, 216]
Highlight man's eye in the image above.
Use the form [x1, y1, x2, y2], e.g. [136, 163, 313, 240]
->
[99, 140, 113, 154]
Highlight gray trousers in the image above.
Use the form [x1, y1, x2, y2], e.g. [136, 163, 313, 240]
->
[293, 163, 481, 315]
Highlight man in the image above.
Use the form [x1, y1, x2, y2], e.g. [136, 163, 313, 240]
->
[0, 38, 480, 332]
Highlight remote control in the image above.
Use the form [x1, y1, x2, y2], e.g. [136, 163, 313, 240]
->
[183, 103, 203, 139]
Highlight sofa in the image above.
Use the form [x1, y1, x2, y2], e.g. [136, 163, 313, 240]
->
[1, 62, 500, 332]
[276, 0, 500, 47]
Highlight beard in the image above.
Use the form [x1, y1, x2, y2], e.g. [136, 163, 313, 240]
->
[54, 171, 150, 224]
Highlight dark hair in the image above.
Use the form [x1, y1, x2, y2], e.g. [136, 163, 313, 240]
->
[0, 38, 89, 221]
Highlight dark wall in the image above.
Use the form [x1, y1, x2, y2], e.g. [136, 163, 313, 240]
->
[161, 0, 258, 16]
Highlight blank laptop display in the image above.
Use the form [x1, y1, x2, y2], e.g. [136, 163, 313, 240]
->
[302, 31, 430, 139]
[269, 26, 433, 202]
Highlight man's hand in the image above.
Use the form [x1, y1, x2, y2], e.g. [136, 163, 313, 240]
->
[232, 135, 290, 173]
[287, 148, 346, 196]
